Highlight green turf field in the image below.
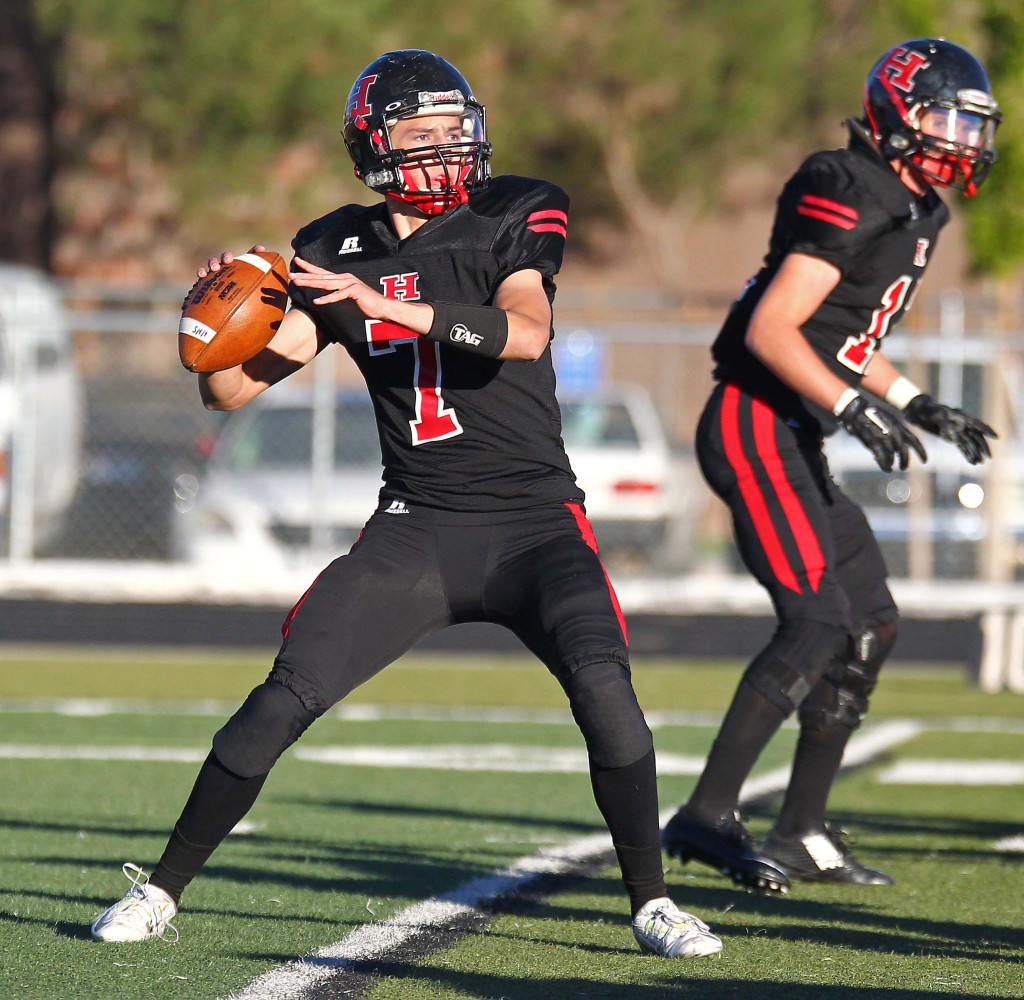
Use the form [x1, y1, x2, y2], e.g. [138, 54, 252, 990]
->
[1, 648, 1022, 999]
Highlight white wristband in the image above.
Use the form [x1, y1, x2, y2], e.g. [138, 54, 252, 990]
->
[884, 375, 923, 411]
[832, 387, 860, 416]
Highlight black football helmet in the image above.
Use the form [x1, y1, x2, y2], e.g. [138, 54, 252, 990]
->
[342, 50, 491, 215]
[863, 38, 1000, 197]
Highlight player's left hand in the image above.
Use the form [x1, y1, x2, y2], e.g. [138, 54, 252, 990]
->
[289, 257, 389, 318]
[904, 393, 997, 465]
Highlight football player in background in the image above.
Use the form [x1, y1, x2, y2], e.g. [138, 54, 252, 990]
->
[662, 38, 1000, 891]
[91, 49, 721, 960]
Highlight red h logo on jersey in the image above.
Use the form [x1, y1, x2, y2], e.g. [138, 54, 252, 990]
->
[913, 239, 930, 267]
[367, 272, 421, 351]
[880, 48, 930, 93]
[379, 272, 420, 301]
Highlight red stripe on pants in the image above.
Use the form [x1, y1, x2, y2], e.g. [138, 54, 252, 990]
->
[720, 385, 801, 594]
[750, 398, 825, 592]
[565, 502, 629, 646]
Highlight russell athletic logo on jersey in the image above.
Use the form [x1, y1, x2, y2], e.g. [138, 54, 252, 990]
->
[338, 236, 362, 255]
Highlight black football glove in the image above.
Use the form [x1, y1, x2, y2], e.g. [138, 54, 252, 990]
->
[903, 393, 997, 465]
[837, 394, 927, 472]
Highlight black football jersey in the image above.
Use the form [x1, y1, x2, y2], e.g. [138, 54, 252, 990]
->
[711, 133, 950, 429]
[288, 175, 584, 512]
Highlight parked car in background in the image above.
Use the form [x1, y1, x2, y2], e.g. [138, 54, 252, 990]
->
[0, 265, 82, 557]
[173, 381, 697, 574]
[560, 384, 698, 570]
[172, 386, 383, 571]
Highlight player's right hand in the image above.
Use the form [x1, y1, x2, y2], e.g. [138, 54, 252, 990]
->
[197, 244, 266, 279]
[837, 394, 927, 472]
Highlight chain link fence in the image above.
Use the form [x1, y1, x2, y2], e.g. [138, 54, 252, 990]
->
[3, 272, 1024, 586]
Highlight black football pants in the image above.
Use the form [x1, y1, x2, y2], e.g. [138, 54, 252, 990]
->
[153, 499, 665, 911]
[697, 383, 897, 637]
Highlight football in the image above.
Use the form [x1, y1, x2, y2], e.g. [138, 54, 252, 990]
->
[178, 250, 289, 373]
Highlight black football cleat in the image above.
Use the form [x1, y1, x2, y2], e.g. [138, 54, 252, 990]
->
[662, 808, 791, 894]
[760, 822, 894, 885]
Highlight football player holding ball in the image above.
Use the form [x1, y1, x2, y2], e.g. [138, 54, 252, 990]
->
[92, 49, 721, 960]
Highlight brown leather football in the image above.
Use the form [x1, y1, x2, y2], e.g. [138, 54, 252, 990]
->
[178, 250, 289, 372]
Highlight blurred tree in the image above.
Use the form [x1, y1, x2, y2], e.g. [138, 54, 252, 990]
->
[964, 0, 1024, 276]
[29, 0, 1024, 283]
[0, 0, 57, 270]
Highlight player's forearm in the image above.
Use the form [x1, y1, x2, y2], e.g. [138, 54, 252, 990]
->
[199, 312, 319, 411]
[745, 320, 852, 413]
[497, 311, 550, 361]
[860, 353, 907, 400]
[198, 366, 253, 411]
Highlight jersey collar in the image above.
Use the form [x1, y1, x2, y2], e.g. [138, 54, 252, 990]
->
[846, 120, 941, 221]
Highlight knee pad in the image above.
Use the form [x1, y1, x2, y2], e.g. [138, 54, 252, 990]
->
[743, 619, 850, 716]
[564, 661, 653, 769]
[212, 674, 319, 778]
[799, 622, 897, 731]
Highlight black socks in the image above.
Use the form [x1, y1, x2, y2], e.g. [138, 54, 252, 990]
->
[589, 748, 666, 916]
[150, 752, 269, 904]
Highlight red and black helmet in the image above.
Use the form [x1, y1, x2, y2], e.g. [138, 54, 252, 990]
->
[342, 49, 491, 215]
[863, 38, 1001, 197]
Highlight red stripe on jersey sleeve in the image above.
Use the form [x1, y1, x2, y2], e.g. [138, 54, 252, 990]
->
[796, 205, 858, 230]
[800, 194, 859, 220]
[527, 222, 568, 236]
[527, 209, 569, 223]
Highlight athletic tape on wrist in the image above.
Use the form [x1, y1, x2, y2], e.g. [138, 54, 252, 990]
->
[884, 375, 923, 411]
[424, 302, 509, 358]
[832, 387, 860, 416]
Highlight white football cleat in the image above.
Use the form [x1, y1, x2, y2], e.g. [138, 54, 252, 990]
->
[632, 896, 722, 958]
[91, 863, 179, 943]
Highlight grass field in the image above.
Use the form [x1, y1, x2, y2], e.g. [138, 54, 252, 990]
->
[1, 647, 1022, 1000]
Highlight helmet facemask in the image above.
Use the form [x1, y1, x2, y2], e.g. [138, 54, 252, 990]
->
[368, 103, 489, 215]
[892, 98, 1000, 198]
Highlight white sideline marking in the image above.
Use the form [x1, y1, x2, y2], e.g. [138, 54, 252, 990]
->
[226, 720, 922, 1000]
[5, 699, 1024, 736]
[296, 745, 708, 774]
[879, 759, 1024, 785]
[994, 834, 1024, 851]
[0, 745, 207, 763]
[0, 743, 705, 775]
[0, 698, 722, 728]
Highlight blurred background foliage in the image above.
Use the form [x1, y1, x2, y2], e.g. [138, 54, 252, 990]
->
[7, 0, 1022, 283]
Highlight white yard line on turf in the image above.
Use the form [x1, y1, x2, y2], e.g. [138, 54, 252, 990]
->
[738, 719, 924, 800]
[225, 720, 923, 1000]
[4, 699, 1024, 734]
[994, 834, 1024, 851]
[0, 742, 707, 774]
[0, 698, 721, 727]
[879, 759, 1024, 784]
